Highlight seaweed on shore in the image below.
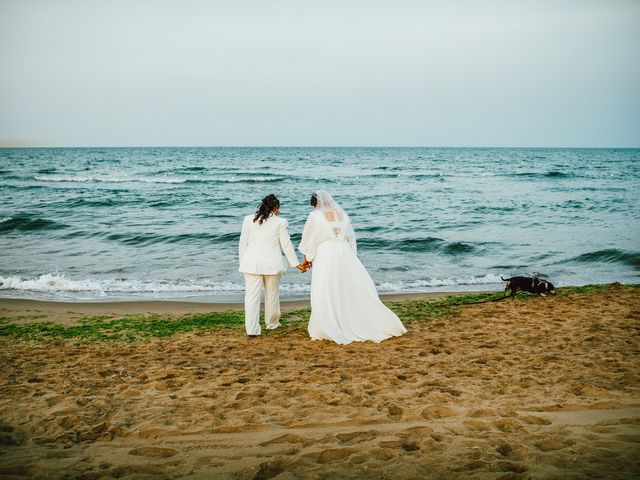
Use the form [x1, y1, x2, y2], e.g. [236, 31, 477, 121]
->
[0, 311, 245, 342]
[0, 283, 634, 342]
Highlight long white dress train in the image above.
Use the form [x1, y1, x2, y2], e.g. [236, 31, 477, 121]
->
[299, 207, 407, 345]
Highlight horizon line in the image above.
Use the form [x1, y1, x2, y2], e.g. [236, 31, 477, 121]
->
[1, 145, 639, 149]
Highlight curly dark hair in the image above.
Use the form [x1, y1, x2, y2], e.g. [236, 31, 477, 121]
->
[254, 194, 280, 224]
[310, 193, 318, 207]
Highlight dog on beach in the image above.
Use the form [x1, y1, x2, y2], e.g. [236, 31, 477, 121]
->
[501, 276, 556, 297]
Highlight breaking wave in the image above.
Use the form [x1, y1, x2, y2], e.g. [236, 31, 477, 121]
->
[0, 273, 505, 299]
[0, 214, 66, 233]
[33, 174, 285, 184]
[568, 249, 640, 269]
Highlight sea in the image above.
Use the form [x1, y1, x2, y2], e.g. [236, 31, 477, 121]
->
[0, 147, 638, 302]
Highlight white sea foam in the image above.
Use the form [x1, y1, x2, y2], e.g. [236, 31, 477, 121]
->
[0, 273, 504, 300]
[33, 175, 283, 184]
[137, 177, 189, 184]
[35, 175, 94, 182]
[222, 176, 285, 183]
[34, 175, 189, 184]
[0, 274, 244, 296]
[377, 273, 504, 292]
[0, 216, 11, 223]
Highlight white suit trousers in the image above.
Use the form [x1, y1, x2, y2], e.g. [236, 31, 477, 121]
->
[244, 273, 282, 335]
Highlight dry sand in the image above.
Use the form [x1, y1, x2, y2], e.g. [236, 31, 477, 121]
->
[0, 285, 639, 479]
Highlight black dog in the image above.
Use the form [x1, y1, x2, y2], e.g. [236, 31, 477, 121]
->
[501, 276, 556, 297]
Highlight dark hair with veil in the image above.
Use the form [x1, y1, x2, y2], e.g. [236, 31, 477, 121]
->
[308, 190, 355, 238]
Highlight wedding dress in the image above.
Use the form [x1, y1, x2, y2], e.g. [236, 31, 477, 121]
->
[299, 191, 407, 345]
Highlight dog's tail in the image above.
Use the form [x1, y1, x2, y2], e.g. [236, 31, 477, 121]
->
[501, 276, 510, 281]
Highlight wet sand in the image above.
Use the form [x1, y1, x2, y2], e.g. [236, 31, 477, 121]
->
[0, 291, 451, 314]
[0, 292, 453, 325]
[1, 285, 639, 479]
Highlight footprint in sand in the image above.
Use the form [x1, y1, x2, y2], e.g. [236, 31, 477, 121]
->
[259, 433, 307, 446]
[378, 439, 421, 452]
[250, 461, 286, 480]
[496, 443, 529, 461]
[494, 418, 525, 433]
[498, 461, 528, 473]
[467, 408, 496, 418]
[367, 447, 397, 461]
[0, 423, 25, 446]
[44, 394, 66, 407]
[463, 419, 492, 432]
[421, 405, 460, 419]
[450, 460, 488, 472]
[533, 435, 574, 452]
[303, 447, 358, 463]
[387, 405, 403, 418]
[336, 430, 379, 444]
[129, 447, 179, 458]
[520, 415, 552, 425]
[119, 388, 142, 398]
[235, 391, 252, 400]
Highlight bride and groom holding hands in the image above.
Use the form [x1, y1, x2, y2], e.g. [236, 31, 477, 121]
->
[239, 191, 407, 345]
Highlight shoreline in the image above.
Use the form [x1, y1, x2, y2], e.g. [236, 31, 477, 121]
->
[0, 291, 481, 316]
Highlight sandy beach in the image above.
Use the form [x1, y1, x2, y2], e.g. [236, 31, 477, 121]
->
[1, 284, 639, 479]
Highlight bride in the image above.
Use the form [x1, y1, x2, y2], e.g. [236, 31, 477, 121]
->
[298, 190, 407, 345]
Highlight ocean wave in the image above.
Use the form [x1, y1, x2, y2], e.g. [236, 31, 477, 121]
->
[219, 176, 286, 183]
[0, 273, 504, 298]
[357, 225, 388, 233]
[543, 171, 569, 178]
[35, 175, 94, 183]
[0, 274, 245, 295]
[377, 274, 504, 292]
[507, 171, 572, 179]
[0, 214, 66, 233]
[62, 197, 125, 208]
[139, 177, 196, 184]
[33, 174, 285, 185]
[568, 249, 640, 269]
[102, 231, 239, 246]
[359, 236, 443, 252]
[412, 173, 446, 180]
[34, 175, 191, 184]
[176, 166, 206, 172]
[443, 241, 476, 255]
[472, 206, 517, 213]
[364, 173, 445, 180]
[359, 236, 481, 255]
[364, 173, 401, 179]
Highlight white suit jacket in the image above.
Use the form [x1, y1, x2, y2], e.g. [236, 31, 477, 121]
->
[239, 214, 299, 275]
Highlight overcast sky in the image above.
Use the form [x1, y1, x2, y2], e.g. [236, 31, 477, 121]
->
[0, 0, 638, 147]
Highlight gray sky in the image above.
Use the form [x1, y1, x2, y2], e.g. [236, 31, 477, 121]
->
[1, 0, 639, 147]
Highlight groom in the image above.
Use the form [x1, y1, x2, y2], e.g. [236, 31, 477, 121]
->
[239, 194, 303, 336]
